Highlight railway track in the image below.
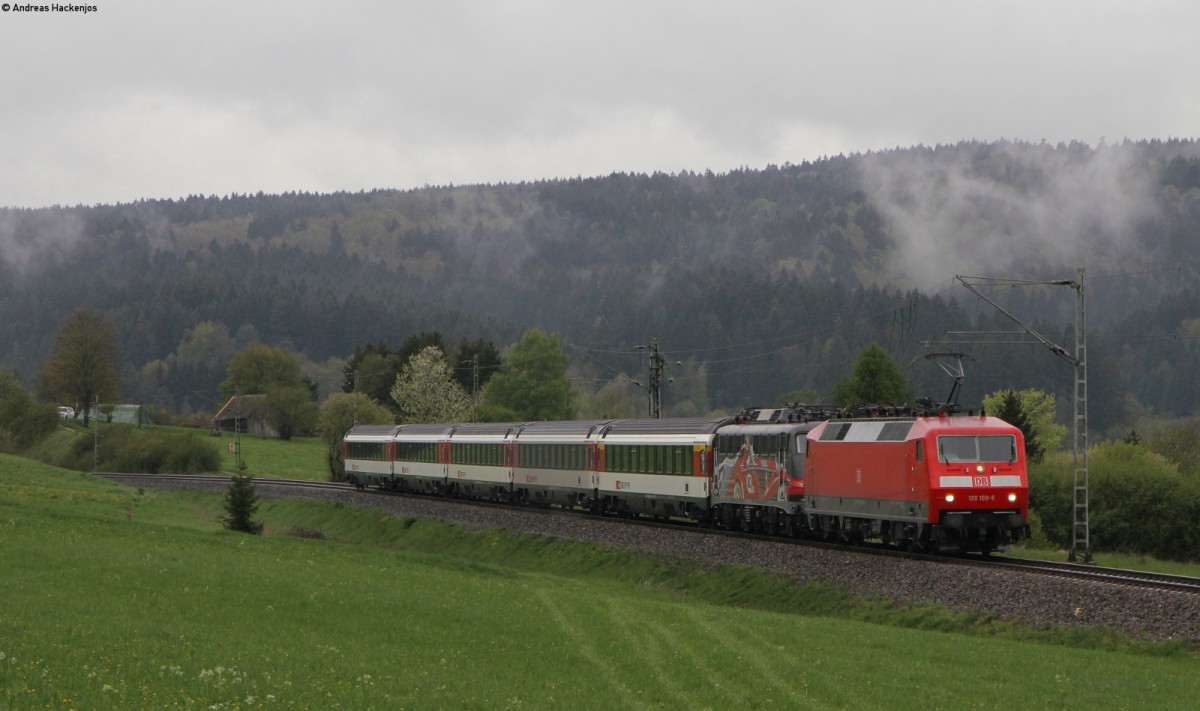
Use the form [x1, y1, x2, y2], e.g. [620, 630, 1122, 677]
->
[965, 555, 1200, 595]
[99, 472, 351, 493]
[96, 472, 1200, 596]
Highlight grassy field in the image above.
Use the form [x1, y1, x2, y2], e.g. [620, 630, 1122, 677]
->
[1, 453, 1197, 709]
[207, 429, 327, 480]
[1006, 542, 1200, 576]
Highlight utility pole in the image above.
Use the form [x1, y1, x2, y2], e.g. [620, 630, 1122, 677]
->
[234, 386, 243, 472]
[636, 339, 666, 419]
[648, 339, 664, 419]
[462, 357, 480, 422]
[956, 270, 1091, 563]
[92, 397, 100, 474]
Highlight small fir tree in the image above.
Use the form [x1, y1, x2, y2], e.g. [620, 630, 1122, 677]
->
[223, 459, 263, 534]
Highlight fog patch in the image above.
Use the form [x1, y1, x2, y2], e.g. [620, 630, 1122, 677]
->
[857, 142, 1158, 286]
[0, 208, 86, 278]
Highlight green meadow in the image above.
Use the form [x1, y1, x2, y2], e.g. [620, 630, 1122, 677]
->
[210, 430, 327, 480]
[1, 453, 1197, 710]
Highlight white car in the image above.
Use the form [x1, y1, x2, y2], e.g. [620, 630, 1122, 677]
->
[57, 406, 75, 419]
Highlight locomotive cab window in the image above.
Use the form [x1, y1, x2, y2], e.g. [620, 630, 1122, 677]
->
[978, 435, 1018, 463]
[938, 435, 1017, 464]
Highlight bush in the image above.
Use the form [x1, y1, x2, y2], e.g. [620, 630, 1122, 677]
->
[53, 425, 223, 474]
[0, 397, 59, 452]
[1030, 441, 1200, 561]
[165, 432, 223, 473]
[0, 372, 59, 453]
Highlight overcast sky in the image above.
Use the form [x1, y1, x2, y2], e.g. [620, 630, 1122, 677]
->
[0, 0, 1195, 209]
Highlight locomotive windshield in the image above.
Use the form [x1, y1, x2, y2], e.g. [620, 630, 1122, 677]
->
[938, 435, 1017, 464]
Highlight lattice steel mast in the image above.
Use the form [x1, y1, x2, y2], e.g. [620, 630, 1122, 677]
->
[956, 269, 1091, 563]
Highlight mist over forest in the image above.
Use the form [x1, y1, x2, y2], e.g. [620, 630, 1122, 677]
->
[2, 139, 1200, 434]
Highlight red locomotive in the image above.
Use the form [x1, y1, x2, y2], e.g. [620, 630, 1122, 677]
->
[803, 411, 1028, 553]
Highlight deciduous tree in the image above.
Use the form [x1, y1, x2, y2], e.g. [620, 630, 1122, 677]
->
[220, 343, 304, 397]
[342, 342, 405, 407]
[317, 391, 394, 481]
[480, 329, 575, 421]
[38, 308, 122, 426]
[264, 383, 319, 441]
[984, 388, 1065, 462]
[390, 346, 473, 423]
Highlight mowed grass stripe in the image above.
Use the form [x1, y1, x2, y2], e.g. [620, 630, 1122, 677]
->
[531, 585, 659, 710]
[598, 594, 708, 708]
[607, 597, 745, 710]
[681, 604, 825, 708]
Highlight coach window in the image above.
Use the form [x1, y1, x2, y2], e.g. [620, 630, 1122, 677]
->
[915, 440, 924, 462]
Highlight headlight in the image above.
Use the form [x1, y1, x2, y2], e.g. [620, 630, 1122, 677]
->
[945, 493, 955, 503]
[1008, 493, 1017, 503]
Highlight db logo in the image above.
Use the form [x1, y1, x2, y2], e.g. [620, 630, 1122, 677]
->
[973, 475, 991, 487]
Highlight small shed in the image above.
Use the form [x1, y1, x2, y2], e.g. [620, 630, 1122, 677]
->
[211, 394, 277, 437]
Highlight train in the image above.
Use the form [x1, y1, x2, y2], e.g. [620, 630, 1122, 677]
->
[343, 404, 1029, 554]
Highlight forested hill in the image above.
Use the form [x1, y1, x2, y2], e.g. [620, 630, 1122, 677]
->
[2, 139, 1200, 430]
